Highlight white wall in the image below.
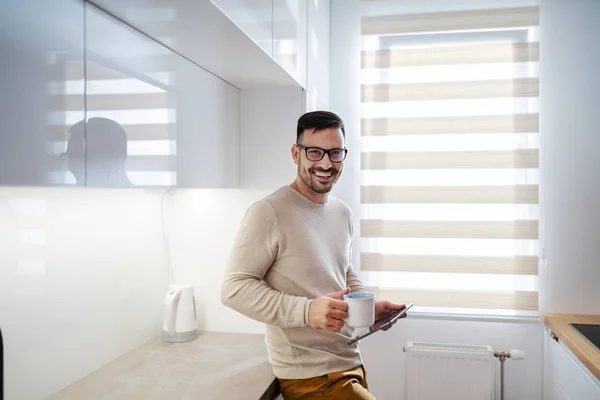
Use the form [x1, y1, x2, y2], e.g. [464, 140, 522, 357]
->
[165, 188, 266, 334]
[165, 87, 306, 333]
[0, 187, 169, 399]
[360, 317, 543, 400]
[239, 88, 305, 190]
[330, 1, 543, 399]
[538, 0, 600, 315]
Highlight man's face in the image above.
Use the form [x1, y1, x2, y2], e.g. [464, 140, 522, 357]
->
[293, 127, 346, 194]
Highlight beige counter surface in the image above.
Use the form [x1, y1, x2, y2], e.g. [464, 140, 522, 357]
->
[543, 313, 600, 381]
[50, 331, 278, 400]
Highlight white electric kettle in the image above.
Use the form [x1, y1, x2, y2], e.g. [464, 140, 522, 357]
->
[162, 284, 199, 343]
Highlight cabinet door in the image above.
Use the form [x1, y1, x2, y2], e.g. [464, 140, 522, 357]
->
[174, 60, 239, 188]
[0, 0, 84, 186]
[543, 331, 600, 400]
[85, 3, 239, 188]
[85, 3, 178, 187]
[306, 0, 330, 111]
[543, 333, 570, 400]
[211, 0, 273, 57]
[273, 0, 307, 88]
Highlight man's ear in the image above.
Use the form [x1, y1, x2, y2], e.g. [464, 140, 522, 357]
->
[291, 144, 299, 165]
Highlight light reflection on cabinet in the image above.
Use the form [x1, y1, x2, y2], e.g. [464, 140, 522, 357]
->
[0, 1, 239, 188]
[83, 3, 239, 188]
[273, 0, 307, 88]
[212, 0, 308, 89]
[306, 0, 330, 111]
[82, 4, 179, 187]
[0, 0, 84, 186]
[211, 0, 274, 57]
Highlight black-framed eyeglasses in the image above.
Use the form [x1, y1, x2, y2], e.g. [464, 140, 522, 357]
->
[296, 144, 347, 162]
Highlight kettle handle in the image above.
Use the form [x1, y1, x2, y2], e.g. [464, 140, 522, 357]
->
[165, 288, 182, 335]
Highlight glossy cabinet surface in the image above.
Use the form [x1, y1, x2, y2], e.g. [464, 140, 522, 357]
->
[0, 0, 85, 186]
[85, 4, 239, 188]
[0, 1, 239, 188]
[211, 0, 273, 56]
[543, 331, 600, 400]
[212, 0, 308, 89]
[273, 0, 307, 88]
[306, 0, 330, 111]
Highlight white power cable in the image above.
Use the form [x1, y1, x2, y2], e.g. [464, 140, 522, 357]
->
[160, 188, 181, 286]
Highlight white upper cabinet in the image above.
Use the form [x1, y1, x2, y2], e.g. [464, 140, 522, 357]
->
[0, 0, 84, 186]
[90, 0, 299, 89]
[85, 3, 239, 188]
[1, 0, 320, 187]
[306, 0, 330, 111]
[273, 0, 308, 89]
[211, 0, 274, 57]
[211, 0, 309, 89]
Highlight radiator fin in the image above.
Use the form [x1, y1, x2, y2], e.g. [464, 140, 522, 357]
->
[405, 341, 494, 400]
[409, 341, 492, 353]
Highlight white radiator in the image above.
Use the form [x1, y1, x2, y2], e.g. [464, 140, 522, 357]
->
[404, 341, 495, 400]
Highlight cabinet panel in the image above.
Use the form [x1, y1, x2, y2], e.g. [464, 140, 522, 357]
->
[85, 4, 239, 188]
[544, 332, 600, 400]
[273, 0, 307, 88]
[211, 0, 273, 57]
[175, 61, 239, 188]
[543, 333, 570, 400]
[307, 0, 330, 110]
[0, 0, 84, 186]
[85, 3, 178, 187]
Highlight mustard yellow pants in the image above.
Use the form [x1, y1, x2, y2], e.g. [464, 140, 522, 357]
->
[278, 365, 376, 400]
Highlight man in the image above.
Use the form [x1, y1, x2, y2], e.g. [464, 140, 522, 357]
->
[221, 111, 405, 399]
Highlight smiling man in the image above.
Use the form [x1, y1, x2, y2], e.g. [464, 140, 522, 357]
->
[221, 111, 405, 400]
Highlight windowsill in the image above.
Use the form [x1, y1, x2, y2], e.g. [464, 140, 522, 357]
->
[407, 310, 542, 324]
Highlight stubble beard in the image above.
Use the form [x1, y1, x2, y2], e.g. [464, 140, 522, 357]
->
[298, 160, 341, 194]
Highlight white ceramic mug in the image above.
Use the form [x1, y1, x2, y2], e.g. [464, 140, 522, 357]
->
[344, 292, 376, 328]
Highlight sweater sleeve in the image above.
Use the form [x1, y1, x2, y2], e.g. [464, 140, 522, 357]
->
[346, 260, 369, 293]
[221, 200, 310, 328]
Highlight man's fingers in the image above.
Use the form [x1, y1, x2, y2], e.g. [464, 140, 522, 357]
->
[384, 301, 406, 311]
[327, 317, 344, 329]
[326, 287, 350, 300]
[330, 299, 349, 311]
[326, 323, 343, 333]
[330, 308, 348, 320]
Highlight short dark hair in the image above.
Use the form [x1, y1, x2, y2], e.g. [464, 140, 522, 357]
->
[296, 111, 345, 143]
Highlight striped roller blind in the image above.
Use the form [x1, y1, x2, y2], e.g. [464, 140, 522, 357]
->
[359, 6, 540, 315]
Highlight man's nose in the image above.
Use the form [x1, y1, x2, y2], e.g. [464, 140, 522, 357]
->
[317, 154, 334, 169]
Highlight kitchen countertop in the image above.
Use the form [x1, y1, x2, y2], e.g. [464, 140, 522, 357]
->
[543, 313, 600, 381]
[50, 331, 279, 400]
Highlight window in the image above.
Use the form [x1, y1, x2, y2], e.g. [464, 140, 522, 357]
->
[359, 6, 540, 316]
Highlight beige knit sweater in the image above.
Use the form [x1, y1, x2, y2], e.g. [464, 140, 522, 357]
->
[221, 185, 367, 379]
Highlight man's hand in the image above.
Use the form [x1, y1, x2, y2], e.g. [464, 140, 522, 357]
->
[375, 301, 407, 331]
[307, 288, 350, 333]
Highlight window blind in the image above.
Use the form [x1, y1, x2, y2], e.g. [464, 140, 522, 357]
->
[359, 6, 540, 315]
